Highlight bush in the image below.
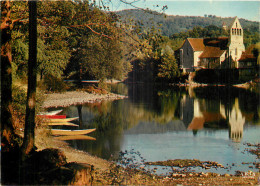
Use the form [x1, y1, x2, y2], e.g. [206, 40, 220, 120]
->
[194, 69, 239, 84]
[12, 85, 45, 130]
[43, 75, 68, 93]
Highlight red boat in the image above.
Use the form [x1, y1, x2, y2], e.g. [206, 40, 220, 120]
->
[38, 115, 66, 119]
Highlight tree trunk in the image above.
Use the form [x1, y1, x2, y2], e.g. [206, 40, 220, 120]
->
[22, 1, 37, 155]
[77, 105, 83, 128]
[1, 0, 16, 148]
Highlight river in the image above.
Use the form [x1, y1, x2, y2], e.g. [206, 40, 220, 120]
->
[56, 83, 260, 175]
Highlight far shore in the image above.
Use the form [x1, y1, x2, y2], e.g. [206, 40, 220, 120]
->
[170, 81, 257, 89]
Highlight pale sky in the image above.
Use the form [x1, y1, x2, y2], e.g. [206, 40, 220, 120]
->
[104, 0, 260, 22]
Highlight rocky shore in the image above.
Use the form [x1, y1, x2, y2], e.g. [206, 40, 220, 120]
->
[42, 91, 127, 108]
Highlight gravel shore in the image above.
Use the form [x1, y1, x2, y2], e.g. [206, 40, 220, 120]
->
[42, 91, 127, 108]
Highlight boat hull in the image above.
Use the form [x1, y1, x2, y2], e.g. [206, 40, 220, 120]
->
[51, 128, 96, 136]
[45, 122, 79, 127]
[48, 117, 79, 123]
[39, 109, 63, 116]
[54, 135, 96, 141]
[39, 115, 66, 119]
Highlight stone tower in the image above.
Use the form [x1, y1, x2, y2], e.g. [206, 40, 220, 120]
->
[228, 17, 245, 66]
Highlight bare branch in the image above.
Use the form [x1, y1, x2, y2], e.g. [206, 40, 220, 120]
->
[70, 23, 113, 39]
[119, 0, 163, 15]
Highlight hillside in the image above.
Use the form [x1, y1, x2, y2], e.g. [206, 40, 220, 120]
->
[115, 9, 259, 37]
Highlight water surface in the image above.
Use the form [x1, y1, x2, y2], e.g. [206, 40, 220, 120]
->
[59, 84, 260, 174]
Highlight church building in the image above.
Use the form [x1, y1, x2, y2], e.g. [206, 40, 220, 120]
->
[179, 17, 245, 72]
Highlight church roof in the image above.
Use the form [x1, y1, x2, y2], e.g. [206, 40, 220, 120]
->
[203, 37, 229, 50]
[229, 16, 239, 29]
[197, 37, 228, 59]
[199, 46, 226, 58]
[187, 38, 205, 51]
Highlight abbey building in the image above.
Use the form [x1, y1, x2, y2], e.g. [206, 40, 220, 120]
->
[179, 17, 245, 72]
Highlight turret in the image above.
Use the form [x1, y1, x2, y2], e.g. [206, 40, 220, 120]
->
[228, 17, 245, 65]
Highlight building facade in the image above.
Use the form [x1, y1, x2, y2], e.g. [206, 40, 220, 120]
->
[179, 17, 245, 72]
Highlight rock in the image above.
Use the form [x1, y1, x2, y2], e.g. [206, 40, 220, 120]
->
[224, 174, 230, 177]
[65, 162, 94, 185]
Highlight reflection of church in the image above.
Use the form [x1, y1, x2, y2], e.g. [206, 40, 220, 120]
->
[180, 94, 246, 142]
[223, 98, 245, 142]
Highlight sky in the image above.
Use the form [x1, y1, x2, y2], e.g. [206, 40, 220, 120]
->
[104, 0, 260, 22]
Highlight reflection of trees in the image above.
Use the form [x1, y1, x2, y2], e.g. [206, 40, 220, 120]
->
[64, 85, 259, 158]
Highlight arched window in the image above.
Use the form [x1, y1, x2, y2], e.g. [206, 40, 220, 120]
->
[236, 22, 237, 27]
[235, 48, 237, 56]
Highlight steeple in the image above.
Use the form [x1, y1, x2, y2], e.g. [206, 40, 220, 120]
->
[228, 17, 245, 65]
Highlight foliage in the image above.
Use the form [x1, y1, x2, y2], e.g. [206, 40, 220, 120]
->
[171, 25, 228, 39]
[158, 47, 180, 80]
[14, 90, 43, 122]
[194, 69, 240, 84]
[127, 24, 181, 83]
[117, 9, 259, 36]
[60, 3, 132, 83]
[43, 75, 68, 93]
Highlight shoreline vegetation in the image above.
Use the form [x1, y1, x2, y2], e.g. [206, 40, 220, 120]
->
[170, 78, 260, 90]
[35, 88, 260, 185]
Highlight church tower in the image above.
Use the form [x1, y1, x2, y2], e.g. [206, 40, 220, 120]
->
[228, 17, 245, 66]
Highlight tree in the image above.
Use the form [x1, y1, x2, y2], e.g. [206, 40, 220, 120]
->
[64, 3, 131, 84]
[21, 0, 37, 155]
[157, 47, 179, 80]
[1, 0, 20, 149]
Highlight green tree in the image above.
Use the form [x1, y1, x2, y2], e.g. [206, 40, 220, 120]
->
[1, 0, 16, 147]
[158, 47, 179, 80]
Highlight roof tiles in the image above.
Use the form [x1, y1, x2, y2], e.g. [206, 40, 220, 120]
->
[199, 46, 226, 58]
[187, 38, 205, 51]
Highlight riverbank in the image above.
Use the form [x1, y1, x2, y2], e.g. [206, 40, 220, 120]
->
[42, 91, 127, 108]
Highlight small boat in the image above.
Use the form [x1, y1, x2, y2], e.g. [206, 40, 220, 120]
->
[48, 117, 79, 123]
[45, 122, 79, 127]
[51, 128, 96, 136]
[54, 135, 96, 141]
[38, 109, 63, 116]
[38, 115, 66, 119]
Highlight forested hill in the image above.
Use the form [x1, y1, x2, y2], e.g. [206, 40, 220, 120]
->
[115, 9, 259, 37]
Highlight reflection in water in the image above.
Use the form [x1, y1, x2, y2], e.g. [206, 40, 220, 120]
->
[62, 84, 259, 172]
[179, 87, 259, 143]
